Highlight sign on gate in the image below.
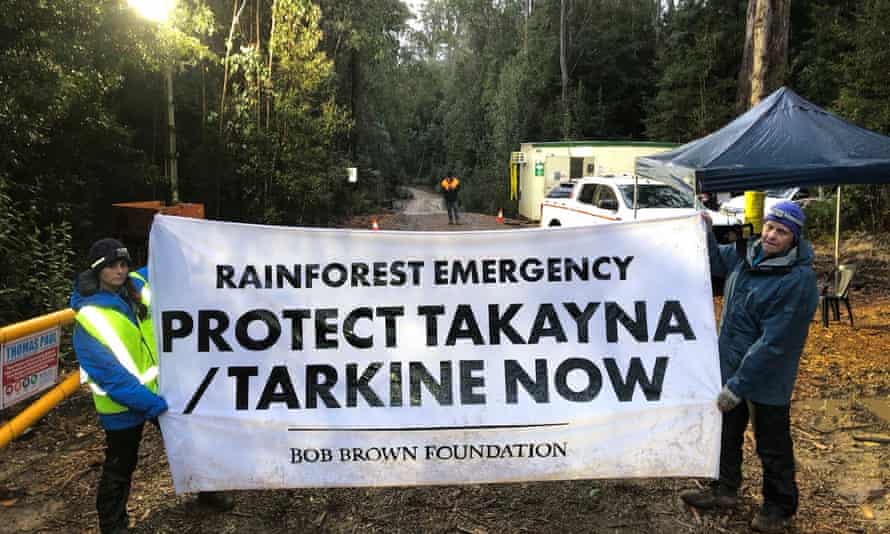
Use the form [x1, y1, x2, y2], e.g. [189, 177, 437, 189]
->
[1, 327, 60, 409]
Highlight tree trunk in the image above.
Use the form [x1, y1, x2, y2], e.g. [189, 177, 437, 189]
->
[737, 0, 791, 111]
[256, 0, 262, 132]
[559, 0, 570, 138]
[220, 0, 249, 136]
[653, 0, 663, 45]
[201, 64, 207, 141]
[349, 49, 360, 158]
[266, 0, 276, 131]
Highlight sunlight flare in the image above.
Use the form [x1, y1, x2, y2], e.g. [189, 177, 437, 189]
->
[128, 0, 175, 23]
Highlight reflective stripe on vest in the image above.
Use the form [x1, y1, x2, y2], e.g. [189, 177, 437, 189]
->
[80, 365, 157, 395]
[129, 271, 151, 307]
[79, 367, 108, 396]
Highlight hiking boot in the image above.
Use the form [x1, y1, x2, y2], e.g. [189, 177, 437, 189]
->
[679, 484, 738, 510]
[751, 511, 792, 533]
[196, 491, 235, 512]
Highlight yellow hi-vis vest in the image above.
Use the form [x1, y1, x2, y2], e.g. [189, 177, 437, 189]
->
[76, 275, 158, 415]
[127, 271, 155, 348]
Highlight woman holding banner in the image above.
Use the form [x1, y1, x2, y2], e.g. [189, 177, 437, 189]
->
[70, 238, 232, 533]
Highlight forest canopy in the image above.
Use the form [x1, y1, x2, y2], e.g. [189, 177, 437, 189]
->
[2, 0, 889, 322]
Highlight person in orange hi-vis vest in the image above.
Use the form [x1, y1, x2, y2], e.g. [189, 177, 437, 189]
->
[440, 172, 461, 225]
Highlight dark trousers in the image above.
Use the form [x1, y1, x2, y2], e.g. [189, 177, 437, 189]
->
[719, 400, 798, 517]
[446, 200, 459, 222]
[98, 422, 151, 533]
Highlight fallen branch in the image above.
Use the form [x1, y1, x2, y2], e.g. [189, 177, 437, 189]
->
[852, 433, 890, 444]
[675, 519, 697, 531]
[838, 424, 875, 432]
[794, 427, 830, 449]
[56, 465, 94, 491]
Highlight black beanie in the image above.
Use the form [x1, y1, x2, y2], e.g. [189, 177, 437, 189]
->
[88, 238, 131, 271]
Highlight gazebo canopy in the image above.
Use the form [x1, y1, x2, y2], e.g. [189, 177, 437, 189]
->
[636, 87, 890, 193]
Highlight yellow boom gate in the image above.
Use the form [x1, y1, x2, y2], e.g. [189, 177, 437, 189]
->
[0, 309, 80, 448]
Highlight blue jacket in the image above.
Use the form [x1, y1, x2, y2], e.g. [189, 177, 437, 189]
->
[708, 234, 818, 405]
[70, 267, 167, 430]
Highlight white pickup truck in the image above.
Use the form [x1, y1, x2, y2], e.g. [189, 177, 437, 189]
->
[540, 175, 746, 243]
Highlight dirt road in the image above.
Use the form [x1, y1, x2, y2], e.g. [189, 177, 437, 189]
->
[400, 187, 447, 215]
[358, 186, 529, 232]
[1, 215, 888, 533]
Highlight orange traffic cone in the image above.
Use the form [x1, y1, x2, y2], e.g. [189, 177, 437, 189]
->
[496, 208, 504, 224]
[371, 217, 380, 231]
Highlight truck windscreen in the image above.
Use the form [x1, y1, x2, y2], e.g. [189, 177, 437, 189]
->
[617, 185, 694, 209]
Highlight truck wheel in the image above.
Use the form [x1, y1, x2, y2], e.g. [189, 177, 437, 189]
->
[548, 220, 561, 227]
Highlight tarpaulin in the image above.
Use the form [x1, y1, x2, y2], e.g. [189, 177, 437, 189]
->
[636, 87, 890, 193]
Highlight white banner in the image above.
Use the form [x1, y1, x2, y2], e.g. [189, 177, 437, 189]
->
[150, 214, 721, 492]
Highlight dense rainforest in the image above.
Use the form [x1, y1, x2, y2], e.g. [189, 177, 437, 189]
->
[2, 0, 890, 322]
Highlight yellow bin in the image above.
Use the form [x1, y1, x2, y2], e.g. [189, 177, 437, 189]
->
[744, 191, 766, 233]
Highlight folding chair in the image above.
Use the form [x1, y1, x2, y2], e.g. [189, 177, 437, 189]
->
[821, 264, 856, 327]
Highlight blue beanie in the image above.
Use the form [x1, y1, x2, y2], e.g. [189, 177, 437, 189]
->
[765, 200, 805, 241]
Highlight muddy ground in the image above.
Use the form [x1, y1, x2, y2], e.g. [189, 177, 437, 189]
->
[1, 204, 888, 533]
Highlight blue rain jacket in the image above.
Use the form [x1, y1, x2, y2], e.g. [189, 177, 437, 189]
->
[70, 267, 167, 430]
[708, 234, 819, 405]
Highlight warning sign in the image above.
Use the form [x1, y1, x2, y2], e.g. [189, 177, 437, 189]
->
[1, 327, 60, 409]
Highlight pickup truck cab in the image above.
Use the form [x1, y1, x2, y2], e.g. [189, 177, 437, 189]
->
[540, 175, 744, 241]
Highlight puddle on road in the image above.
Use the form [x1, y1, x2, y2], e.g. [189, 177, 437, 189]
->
[796, 397, 890, 431]
[795, 397, 889, 527]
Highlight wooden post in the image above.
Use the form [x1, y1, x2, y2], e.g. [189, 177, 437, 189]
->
[165, 66, 179, 205]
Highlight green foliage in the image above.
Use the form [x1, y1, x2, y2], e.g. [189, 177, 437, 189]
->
[6, 0, 890, 322]
[645, 0, 746, 142]
[833, 0, 890, 135]
[804, 185, 889, 240]
[127, 1, 218, 72]
[0, 0, 160, 268]
[0, 176, 73, 323]
[215, 0, 354, 225]
[818, 1, 890, 235]
[802, 195, 837, 241]
[788, 0, 856, 107]
[839, 185, 889, 235]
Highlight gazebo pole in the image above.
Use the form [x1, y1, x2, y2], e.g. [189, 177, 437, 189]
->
[834, 185, 842, 282]
[633, 174, 639, 220]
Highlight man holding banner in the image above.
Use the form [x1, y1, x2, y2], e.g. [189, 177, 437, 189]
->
[683, 202, 818, 534]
